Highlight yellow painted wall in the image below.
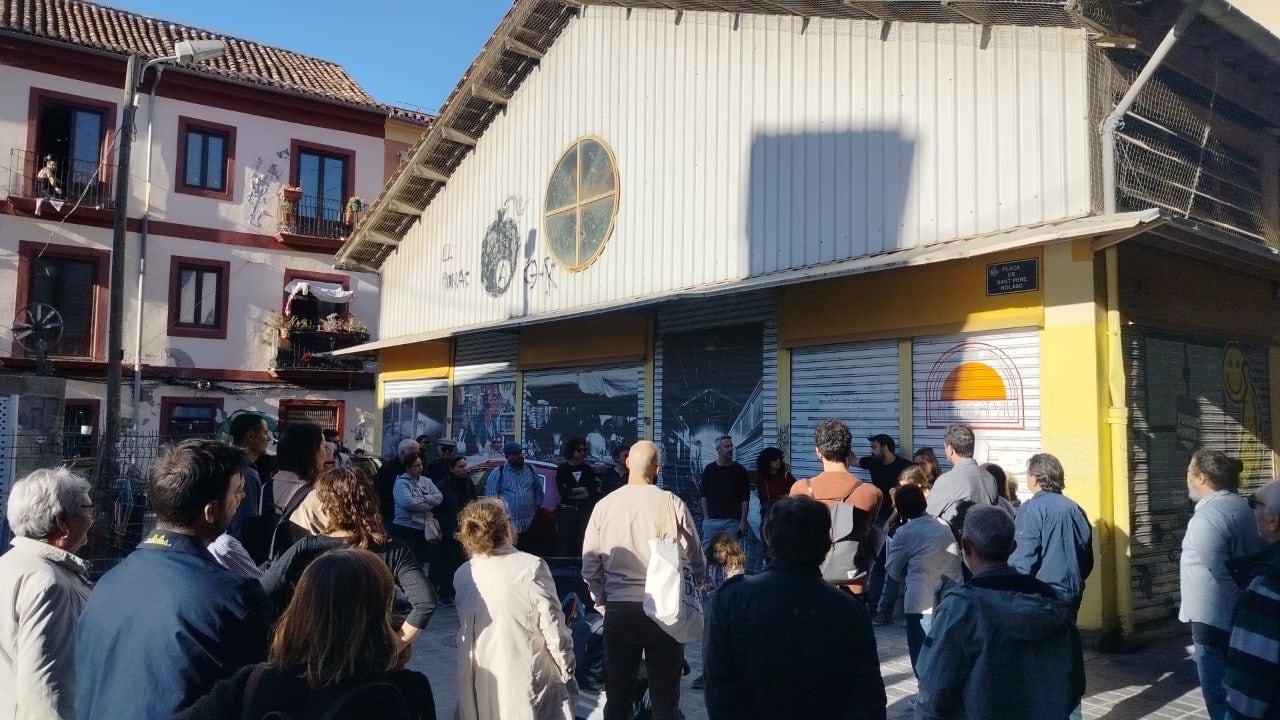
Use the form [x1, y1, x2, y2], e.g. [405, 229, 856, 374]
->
[379, 341, 453, 380]
[1038, 242, 1114, 635]
[779, 249, 1045, 347]
[1119, 244, 1279, 343]
[518, 313, 650, 369]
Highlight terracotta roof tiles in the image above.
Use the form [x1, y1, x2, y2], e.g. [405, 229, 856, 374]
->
[0, 0, 379, 107]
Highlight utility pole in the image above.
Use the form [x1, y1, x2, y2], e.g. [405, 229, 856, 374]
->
[104, 53, 141, 476]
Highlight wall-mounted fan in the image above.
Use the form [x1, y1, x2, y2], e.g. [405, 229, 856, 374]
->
[12, 302, 64, 376]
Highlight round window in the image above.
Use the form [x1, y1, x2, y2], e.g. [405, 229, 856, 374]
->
[543, 137, 619, 272]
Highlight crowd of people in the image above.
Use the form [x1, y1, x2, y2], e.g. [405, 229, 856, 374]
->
[0, 413, 1276, 720]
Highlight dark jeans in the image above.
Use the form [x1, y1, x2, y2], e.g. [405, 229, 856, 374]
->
[905, 613, 932, 675]
[867, 543, 888, 611]
[557, 504, 588, 558]
[389, 523, 432, 568]
[431, 538, 464, 599]
[1191, 622, 1230, 720]
[603, 601, 684, 720]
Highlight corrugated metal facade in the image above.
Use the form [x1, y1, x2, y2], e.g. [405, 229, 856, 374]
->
[1124, 329, 1273, 630]
[789, 340, 901, 480]
[911, 329, 1042, 496]
[378, 6, 1091, 339]
[453, 333, 520, 385]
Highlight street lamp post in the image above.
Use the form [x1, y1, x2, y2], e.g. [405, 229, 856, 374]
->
[102, 40, 226, 471]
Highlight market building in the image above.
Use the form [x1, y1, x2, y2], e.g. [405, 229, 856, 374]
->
[335, 0, 1280, 646]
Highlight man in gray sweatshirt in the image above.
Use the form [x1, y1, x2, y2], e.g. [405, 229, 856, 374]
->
[924, 424, 997, 540]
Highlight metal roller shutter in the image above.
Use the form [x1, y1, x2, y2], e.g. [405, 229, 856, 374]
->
[521, 364, 644, 464]
[789, 340, 900, 481]
[1125, 329, 1273, 631]
[381, 379, 449, 457]
[453, 332, 519, 385]
[912, 329, 1042, 498]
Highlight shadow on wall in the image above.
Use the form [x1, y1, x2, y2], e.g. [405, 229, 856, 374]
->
[747, 129, 915, 277]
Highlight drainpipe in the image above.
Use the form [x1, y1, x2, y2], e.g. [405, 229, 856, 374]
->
[131, 66, 164, 428]
[1101, 0, 1203, 214]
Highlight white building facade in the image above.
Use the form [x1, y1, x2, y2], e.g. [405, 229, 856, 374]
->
[0, 1, 391, 455]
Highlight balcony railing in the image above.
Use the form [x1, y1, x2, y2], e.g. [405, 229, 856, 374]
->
[277, 193, 364, 240]
[8, 149, 115, 209]
[274, 330, 374, 374]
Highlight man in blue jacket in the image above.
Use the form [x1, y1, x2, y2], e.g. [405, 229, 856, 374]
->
[76, 439, 272, 720]
[1008, 453, 1094, 615]
[915, 505, 1085, 720]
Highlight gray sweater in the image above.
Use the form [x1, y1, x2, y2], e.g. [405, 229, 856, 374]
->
[1179, 490, 1265, 631]
[925, 459, 996, 531]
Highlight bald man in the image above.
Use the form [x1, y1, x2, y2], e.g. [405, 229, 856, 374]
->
[1224, 480, 1280, 720]
[582, 440, 704, 720]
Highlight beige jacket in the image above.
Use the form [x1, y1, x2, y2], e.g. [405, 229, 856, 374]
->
[0, 537, 93, 720]
[271, 470, 328, 537]
[581, 483, 705, 606]
[454, 546, 576, 720]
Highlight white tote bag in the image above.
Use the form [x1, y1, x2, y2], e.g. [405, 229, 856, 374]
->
[642, 492, 704, 643]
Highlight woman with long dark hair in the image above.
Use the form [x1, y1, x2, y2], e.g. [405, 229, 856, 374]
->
[911, 447, 942, 488]
[271, 422, 329, 549]
[261, 467, 438, 644]
[177, 548, 435, 719]
[754, 447, 795, 532]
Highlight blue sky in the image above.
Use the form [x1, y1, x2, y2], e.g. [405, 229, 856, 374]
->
[106, 1, 513, 110]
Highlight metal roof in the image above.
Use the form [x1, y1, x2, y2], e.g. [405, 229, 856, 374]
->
[333, 0, 1093, 273]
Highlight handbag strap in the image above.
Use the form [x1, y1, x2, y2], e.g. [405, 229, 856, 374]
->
[655, 491, 675, 540]
[241, 663, 268, 718]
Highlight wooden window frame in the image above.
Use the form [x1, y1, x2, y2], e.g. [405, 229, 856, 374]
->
[13, 240, 110, 360]
[542, 135, 620, 272]
[167, 256, 231, 339]
[278, 398, 345, 437]
[289, 139, 355, 204]
[158, 396, 225, 442]
[25, 87, 117, 196]
[175, 116, 236, 200]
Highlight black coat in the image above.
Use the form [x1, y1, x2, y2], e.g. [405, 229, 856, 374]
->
[705, 560, 887, 720]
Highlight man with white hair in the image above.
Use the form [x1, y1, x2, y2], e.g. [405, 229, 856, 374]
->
[914, 504, 1084, 719]
[1224, 479, 1280, 720]
[0, 467, 95, 720]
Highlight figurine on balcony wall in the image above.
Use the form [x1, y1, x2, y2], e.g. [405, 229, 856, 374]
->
[344, 196, 363, 226]
[35, 156, 64, 198]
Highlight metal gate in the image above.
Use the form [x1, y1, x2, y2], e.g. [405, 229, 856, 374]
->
[452, 332, 519, 459]
[1125, 329, 1273, 630]
[911, 329, 1042, 495]
[789, 340, 900, 480]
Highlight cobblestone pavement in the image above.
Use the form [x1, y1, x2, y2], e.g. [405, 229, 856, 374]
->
[408, 606, 1208, 720]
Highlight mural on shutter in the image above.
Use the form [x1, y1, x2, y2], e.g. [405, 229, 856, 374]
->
[453, 333, 519, 461]
[522, 365, 643, 465]
[1125, 329, 1273, 629]
[912, 329, 1042, 498]
[382, 379, 449, 457]
[790, 340, 900, 481]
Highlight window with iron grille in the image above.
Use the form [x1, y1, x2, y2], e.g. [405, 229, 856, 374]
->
[160, 398, 223, 441]
[279, 399, 344, 436]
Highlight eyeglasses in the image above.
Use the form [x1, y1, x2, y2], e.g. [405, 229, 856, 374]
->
[1248, 494, 1270, 511]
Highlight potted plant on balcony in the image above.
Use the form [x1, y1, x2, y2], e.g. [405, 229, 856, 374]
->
[344, 196, 364, 225]
[317, 313, 370, 346]
[261, 312, 313, 343]
[278, 185, 303, 233]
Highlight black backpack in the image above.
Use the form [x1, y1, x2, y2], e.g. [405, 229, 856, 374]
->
[240, 485, 313, 564]
[804, 478, 874, 585]
[240, 664, 411, 720]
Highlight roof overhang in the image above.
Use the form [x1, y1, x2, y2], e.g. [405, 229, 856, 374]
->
[330, 209, 1175, 357]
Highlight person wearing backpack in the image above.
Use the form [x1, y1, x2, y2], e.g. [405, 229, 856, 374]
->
[176, 548, 435, 720]
[788, 419, 883, 599]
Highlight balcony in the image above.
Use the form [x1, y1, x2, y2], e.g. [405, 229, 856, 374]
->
[268, 318, 375, 388]
[5, 149, 115, 222]
[275, 188, 364, 252]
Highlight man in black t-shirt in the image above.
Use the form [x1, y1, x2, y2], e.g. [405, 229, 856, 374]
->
[699, 435, 750, 551]
[859, 433, 914, 623]
[556, 437, 600, 557]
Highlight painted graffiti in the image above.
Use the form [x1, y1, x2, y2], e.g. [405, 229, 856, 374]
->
[523, 255, 559, 295]
[443, 269, 472, 290]
[245, 152, 288, 227]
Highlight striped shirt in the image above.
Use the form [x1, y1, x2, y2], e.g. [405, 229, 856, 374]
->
[485, 463, 544, 533]
[1225, 569, 1280, 719]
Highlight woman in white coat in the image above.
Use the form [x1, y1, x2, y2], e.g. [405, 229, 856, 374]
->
[0, 467, 95, 720]
[454, 498, 576, 720]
